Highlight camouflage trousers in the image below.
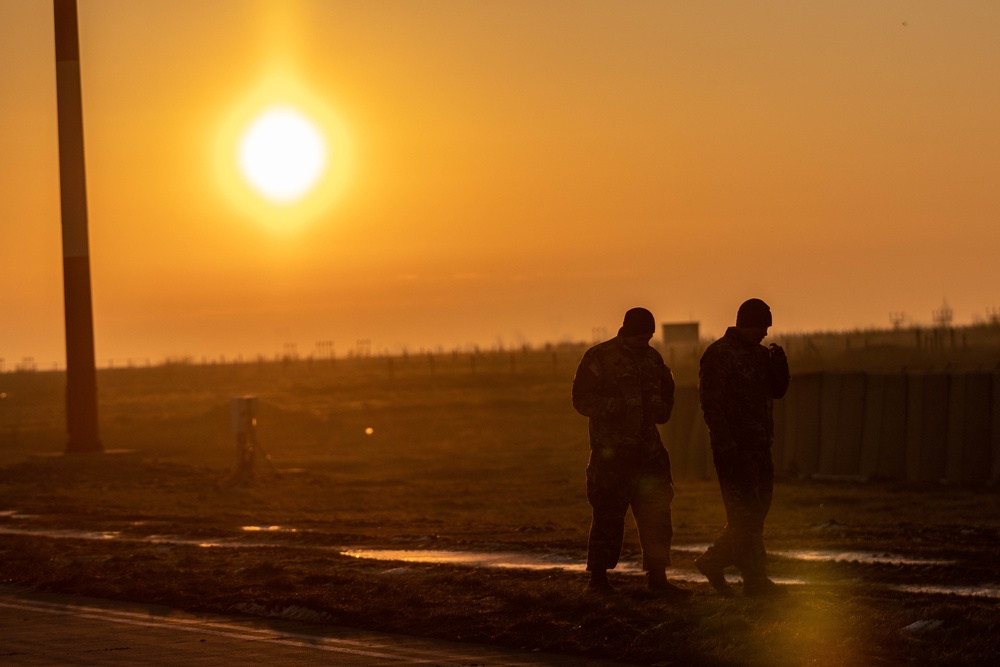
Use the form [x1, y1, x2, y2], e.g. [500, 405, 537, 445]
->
[699, 449, 774, 582]
[585, 449, 674, 572]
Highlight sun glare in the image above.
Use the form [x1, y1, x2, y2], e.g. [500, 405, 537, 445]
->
[238, 106, 326, 204]
[213, 70, 352, 230]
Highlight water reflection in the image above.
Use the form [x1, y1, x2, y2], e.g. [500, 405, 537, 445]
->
[342, 548, 639, 573]
[0, 526, 119, 540]
[340, 548, 807, 585]
[241, 525, 299, 533]
[893, 584, 1000, 599]
[671, 543, 956, 566]
[771, 549, 956, 566]
[0, 520, 995, 599]
[0, 526, 272, 549]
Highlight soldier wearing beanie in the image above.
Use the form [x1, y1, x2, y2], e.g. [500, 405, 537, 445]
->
[572, 308, 690, 598]
[695, 298, 790, 597]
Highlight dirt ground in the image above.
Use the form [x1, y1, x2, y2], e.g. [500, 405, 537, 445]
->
[1, 356, 998, 665]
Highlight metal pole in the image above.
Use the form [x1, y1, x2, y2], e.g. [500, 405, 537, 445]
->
[54, 0, 102, 453]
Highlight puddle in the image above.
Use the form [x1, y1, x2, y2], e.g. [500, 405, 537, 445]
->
[341, 548, 640, 574]
[340, 548, 807, 585]
[671, 544, 956, 566]
[891, 584, 1000, 599]
[0, 526, 120, 541]
[0, 526, 276, 550]
[241, 525, 299, 533]
[770, 549, 956, 566]
[1, 520, 995, 599]
[0, 511, 957, 568]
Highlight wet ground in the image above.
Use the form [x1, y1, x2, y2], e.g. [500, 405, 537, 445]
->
[1, 462, 999, 666]
[3, 511, 998, 600]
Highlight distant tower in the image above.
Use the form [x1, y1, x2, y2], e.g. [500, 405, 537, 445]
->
[889, 312, 906, 329]
[932, 300, 953, 329]
[54, 0, 102, 454]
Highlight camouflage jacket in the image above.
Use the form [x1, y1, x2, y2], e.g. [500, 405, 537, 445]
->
[699, 327, 790, 454]
[572, 336, 675, 465]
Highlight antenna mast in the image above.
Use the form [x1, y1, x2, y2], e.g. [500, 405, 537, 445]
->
[54, 0, 102, 453]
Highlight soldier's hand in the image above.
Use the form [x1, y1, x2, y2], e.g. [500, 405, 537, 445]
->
[769, 343, 786, 362]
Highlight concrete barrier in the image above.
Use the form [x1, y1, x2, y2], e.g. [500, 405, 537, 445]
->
[818, 374, 843, 475]
[993, 373, 1000, 485]
[791, 374, 822, 477]
[956, 373, 992, 486]
[905, 373, 924, 482]
[875, 374, 908, 480]
[834, 373, 866, 477]
[946, 374, 967, 485]
[860, 373, 884, 479]
[677, 369, 995, 486]
[919, 374, 950, 483]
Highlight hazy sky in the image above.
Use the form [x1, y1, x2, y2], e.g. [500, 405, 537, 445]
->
[2, 1, 999, 366]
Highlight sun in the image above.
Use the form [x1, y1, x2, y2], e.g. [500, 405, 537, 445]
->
[237, 106, 327, 204]
[213, 71, 352, 229]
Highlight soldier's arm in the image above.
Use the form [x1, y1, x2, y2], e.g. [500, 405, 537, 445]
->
[768, 345, 790, 399]
[699, 347, 737, 453]
[654, 366, 675, 424]
[572, 352, 621, 418]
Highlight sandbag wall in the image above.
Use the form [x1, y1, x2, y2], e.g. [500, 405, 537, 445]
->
[664, 372, 1000, 486]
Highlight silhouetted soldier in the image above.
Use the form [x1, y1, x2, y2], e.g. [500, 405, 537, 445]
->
[572, 308, 689, 598]
[695, 298, 790, 597]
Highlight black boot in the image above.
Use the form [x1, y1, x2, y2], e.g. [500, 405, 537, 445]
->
[694, 553, 735, 597]
[587, 569, 615, 595]
[744, 577, 788, 598]
[647, 569, 692, 599]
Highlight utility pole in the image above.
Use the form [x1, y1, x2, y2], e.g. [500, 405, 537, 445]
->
[54, 0, 102, 453]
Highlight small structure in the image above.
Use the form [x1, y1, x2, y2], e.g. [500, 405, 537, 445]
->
[231, 396, 264, 479]
[661, 322, 700, 346]
[660, 321, 702, 365]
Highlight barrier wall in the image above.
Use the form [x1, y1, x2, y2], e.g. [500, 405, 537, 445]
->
[665, 371, 999, 486]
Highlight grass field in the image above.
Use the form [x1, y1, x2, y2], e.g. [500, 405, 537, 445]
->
[1, 351, 998, 666]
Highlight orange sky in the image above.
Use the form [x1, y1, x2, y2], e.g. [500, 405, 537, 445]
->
[2, 1, 999, 367]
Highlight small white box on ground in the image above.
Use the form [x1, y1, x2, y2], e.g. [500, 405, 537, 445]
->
[231, 396, 259, 434]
